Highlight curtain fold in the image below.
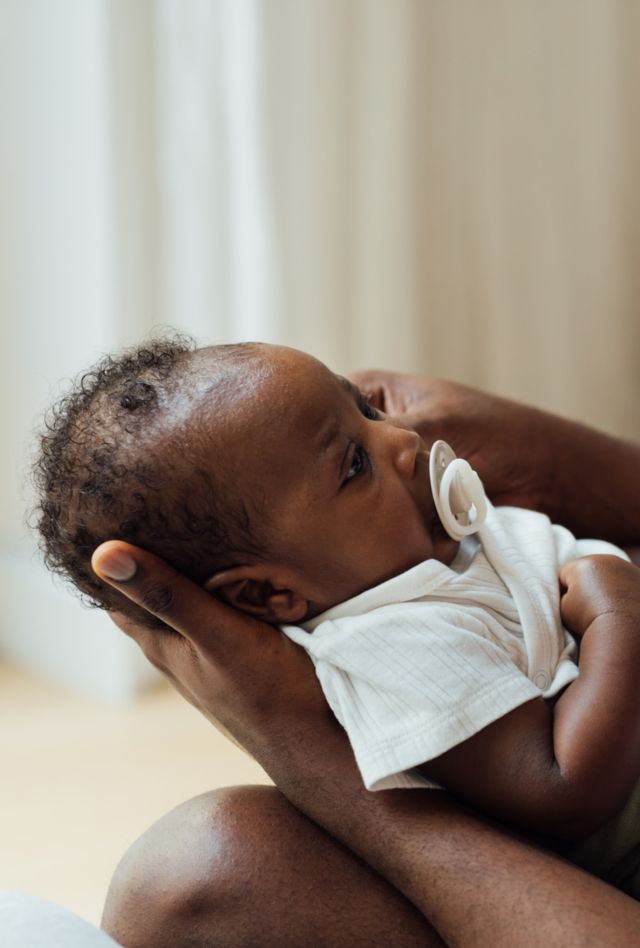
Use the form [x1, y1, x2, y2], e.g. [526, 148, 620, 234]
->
[2, 0, 639, 691]
[155, 0, 640, 436]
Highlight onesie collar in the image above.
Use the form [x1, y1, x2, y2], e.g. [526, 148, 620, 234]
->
[301, 536, 478, 632]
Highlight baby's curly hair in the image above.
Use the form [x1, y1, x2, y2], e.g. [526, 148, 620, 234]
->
[33, 335, 267, 627]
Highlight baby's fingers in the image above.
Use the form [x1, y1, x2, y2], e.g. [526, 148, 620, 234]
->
[558, 559, 594, 635]
[558, 559, 579, 591]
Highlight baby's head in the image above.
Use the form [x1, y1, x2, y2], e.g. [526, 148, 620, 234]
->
[34, 337, 458, 628]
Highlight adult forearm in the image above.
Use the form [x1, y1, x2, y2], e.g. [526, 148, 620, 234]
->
[540, 416, 640, 544]
[95, 543, 640, 947]
[260, 713, 640, 948]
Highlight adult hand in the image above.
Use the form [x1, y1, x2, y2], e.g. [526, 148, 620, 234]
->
[349, 370, 640, 545]
[348, 371, 552, 511]
[94, 542, 640, 948]
[92, 541, 331, 759]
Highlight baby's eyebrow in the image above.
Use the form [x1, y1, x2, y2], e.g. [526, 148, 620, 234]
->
[315, 377, 354, 458]
[335, 374, 361, 402]
[316, 376, 361, 458]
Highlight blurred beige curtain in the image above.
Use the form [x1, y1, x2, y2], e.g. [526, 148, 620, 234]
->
[156, 0, 640, 437]
[2, 0, 639, 693]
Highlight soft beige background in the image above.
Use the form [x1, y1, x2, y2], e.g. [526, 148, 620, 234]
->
[0, 664, 270, 924]
[1, 0, 640, 929]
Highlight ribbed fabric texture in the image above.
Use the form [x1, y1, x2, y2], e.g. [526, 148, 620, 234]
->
[283, 505, 626, 790]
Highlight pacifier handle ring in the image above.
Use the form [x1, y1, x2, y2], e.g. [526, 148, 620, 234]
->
[439, 460, 487, 538]
[429, 440, 488, 542]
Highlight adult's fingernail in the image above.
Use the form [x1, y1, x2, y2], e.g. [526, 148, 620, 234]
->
[95, 550, 137, 582]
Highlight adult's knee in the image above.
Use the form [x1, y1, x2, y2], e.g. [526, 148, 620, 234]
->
[101, 783, 438, 948]
[101, 784, 285, 948]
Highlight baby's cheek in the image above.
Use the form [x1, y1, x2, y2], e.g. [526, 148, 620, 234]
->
[382, 516, 434, 571]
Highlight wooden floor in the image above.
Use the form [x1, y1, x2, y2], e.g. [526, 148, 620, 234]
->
[0, 662, 270, 926]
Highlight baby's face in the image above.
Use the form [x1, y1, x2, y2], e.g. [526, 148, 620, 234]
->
[197, 345, 459, 616]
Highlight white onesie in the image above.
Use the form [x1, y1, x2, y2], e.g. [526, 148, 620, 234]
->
[282, 503, 626, 791]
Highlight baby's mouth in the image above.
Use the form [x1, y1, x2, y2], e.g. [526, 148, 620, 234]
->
[431, 512, 446, 541]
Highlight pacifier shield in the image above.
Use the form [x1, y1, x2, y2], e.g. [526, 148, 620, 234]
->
[429, 440, 488, 541]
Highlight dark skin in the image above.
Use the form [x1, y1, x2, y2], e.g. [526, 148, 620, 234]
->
[110, 345, 640, 840]
[197, 346, 459, 622]
[94, 371, 640, 946]
[350, 369, 640, 546]
[93, 547, 640, 948]
[421, 553, 640, 838]
[351, 369, 640, 836]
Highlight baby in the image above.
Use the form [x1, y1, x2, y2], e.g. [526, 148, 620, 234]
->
[34, 336, 640, 897]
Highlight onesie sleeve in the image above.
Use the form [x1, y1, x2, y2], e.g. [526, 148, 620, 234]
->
[283, 603, 539, 791]
[551, 523, 630, 565]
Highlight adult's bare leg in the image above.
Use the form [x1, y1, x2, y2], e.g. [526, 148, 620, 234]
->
[95, 545, 640, 948]
[101, 785, 443, 948]
[102, 784, 640, 948]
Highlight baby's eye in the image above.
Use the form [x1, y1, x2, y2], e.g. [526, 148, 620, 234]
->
[345, 444, 368, 482]
[358, 392, 380, 421]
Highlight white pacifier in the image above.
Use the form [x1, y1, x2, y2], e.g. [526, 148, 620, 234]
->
[429, 440, 488, 541]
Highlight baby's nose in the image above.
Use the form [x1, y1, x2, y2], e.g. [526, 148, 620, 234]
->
[388, 423, 421, 479]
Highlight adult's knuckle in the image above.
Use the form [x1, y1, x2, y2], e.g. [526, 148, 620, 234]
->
[140, 580, 176, 615]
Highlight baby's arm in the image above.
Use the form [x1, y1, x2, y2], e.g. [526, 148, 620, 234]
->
[418, 555, 640, 840]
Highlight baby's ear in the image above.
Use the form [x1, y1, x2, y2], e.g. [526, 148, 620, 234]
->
[204, 566, 308, 623]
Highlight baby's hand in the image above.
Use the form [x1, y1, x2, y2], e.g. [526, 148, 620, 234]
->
[559, 555, 640, 637]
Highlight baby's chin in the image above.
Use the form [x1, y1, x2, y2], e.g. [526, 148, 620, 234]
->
[430, 520, 460, 566]
[302, 529, 460, 621]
